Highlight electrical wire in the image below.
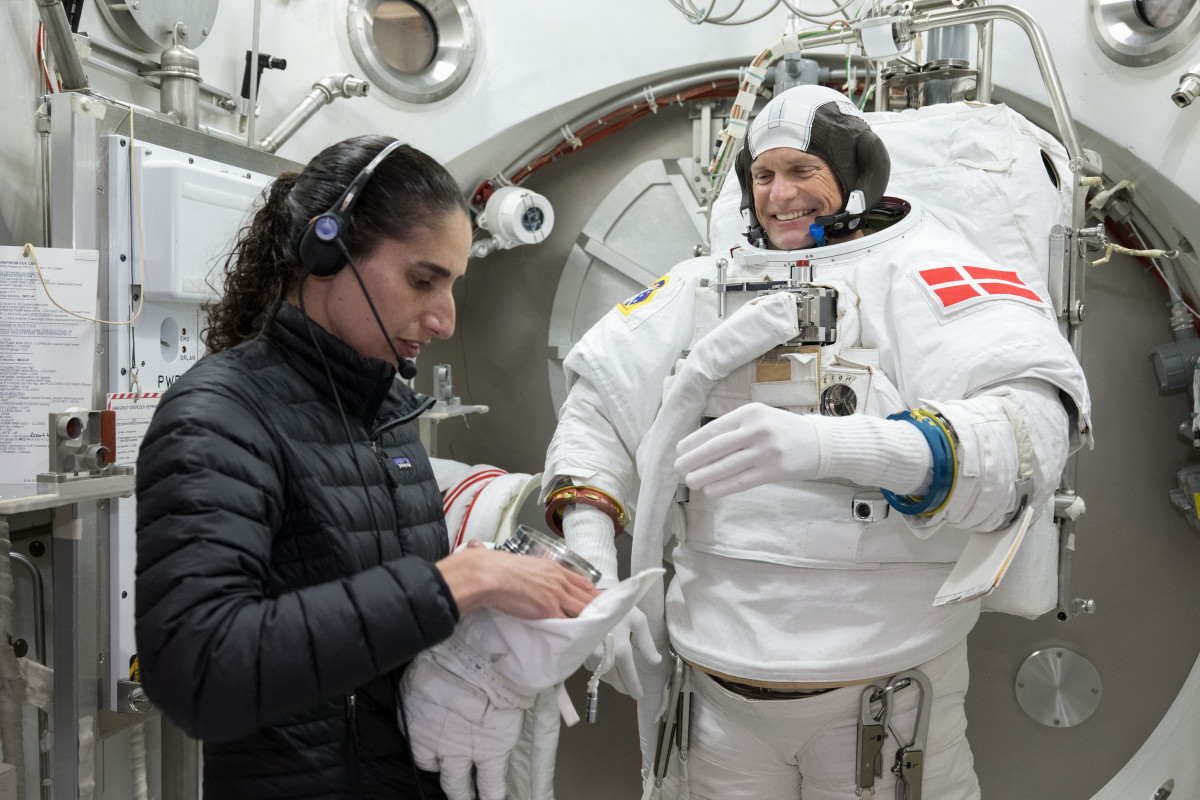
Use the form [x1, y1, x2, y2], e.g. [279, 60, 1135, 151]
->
[21, 107, 146, 326]
[667, 0, 785, 25]
[1153, 261, 1200, 321]
[781, 0, 860, 22]
[703, 0, 749, 23]
[36, 23, 58, 93]
[501, 78, 739, 187]
[859, 81, 877, 109]
[1103, 216, 1200, 323]
[707, 0, 785, 25]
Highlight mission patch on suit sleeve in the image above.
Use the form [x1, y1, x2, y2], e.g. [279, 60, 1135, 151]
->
[617, 275, 671, 316]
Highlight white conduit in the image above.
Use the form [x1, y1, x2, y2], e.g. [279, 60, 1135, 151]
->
[1089, 243, 1178, 267]
[0, 519, 28, 800]
[626, 292, 801, 782]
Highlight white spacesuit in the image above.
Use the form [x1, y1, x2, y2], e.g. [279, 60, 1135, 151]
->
[542, 85, 1091, 799]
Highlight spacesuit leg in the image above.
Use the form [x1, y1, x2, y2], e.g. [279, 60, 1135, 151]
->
[799, 640, 981, 800]
[659, 667, 806, 800]
[660, 642, 980, 800]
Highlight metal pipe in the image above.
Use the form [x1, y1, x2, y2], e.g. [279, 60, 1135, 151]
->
[8, 555, 45, 664]
[9, 553, 50, 800]
[52, 505, 82, 799]
[246, 0, 263, 148]
[258, 74, 370, 154]
[37, 102, 52, 247]
[34, 0, 88, 90]
[975, 20, 994, 103]
[910, 5, 1084, 162]
[907, 0, 973, 10]
[0, 523, 28, 800]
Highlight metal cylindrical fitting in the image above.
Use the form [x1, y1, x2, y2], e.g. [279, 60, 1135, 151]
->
[1173, 65, 1200, 108]
[159, 42, 202, 128]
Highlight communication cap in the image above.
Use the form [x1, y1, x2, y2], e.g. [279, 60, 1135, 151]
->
[736, 84, 890, 246]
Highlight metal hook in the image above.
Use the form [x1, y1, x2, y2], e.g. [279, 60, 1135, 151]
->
[857, 683, 890, 797]
[886, 669, 932, 800]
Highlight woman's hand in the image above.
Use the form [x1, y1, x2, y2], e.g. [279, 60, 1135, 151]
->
[437, 539, 600, 619]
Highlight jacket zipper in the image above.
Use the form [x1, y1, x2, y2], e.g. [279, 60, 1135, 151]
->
[345, 692, 365, 797]
[370, 438, 410, 557]
[371, 394, 436, 440]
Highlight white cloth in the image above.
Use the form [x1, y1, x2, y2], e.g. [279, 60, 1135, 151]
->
[452, 568, 663, 694]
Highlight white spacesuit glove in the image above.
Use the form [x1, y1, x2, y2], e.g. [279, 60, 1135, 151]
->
[562, 505, 663, 699]
[402, 645, 533, 800]
[402, 567, 663, 798]
[675, 402, 932, 498]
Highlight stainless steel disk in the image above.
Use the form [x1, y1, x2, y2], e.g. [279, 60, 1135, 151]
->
[1014, 647, 1102, 728]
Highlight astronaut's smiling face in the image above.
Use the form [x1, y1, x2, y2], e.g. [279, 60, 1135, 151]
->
[750, 147, 843, 250]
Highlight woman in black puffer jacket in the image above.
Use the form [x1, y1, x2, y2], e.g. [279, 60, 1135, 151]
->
[134, 136, 598, 800]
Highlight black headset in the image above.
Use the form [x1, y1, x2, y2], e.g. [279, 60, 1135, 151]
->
[295, 138, 406, 277]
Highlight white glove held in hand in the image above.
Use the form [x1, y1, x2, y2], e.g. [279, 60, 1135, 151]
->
[675, 403, 932, 498]
[583, 603, 661, 699]
[401, 643, 535, 800]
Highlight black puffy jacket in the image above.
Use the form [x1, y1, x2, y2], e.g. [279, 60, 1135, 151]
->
[135, 302, 458, 799]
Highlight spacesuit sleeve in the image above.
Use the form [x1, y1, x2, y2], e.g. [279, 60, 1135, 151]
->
[542, 374, 636, 502]
[542, 267, 702, 504]
[905, 377, 1072, 535]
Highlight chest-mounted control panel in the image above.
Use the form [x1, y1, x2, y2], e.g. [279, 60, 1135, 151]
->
[713, 257, 837, 346]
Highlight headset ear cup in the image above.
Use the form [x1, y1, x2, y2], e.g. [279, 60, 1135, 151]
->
[734, 146, 767, 246]
[296, 214, 346, 277]
[855, 130, 891, 211]
[735, 146, 754, 217]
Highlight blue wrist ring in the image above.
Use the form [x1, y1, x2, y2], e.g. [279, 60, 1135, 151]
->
[881, 409, 957, 516]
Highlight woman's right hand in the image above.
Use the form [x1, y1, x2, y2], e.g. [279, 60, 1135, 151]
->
[436, 539, 600, 620]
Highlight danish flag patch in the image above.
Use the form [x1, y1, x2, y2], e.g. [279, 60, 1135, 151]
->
[916, 265, 1047, 314]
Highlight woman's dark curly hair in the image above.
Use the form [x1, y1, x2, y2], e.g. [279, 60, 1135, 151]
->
[202, 135, 469, 354]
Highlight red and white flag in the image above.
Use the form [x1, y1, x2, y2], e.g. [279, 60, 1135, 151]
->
[916, 265, 1047, 313]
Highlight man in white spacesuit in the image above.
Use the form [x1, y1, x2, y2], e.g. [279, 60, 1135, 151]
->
[542, 84, 1091, 799]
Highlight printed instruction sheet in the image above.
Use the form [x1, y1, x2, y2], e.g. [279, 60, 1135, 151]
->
[0, 245, 99, 485]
